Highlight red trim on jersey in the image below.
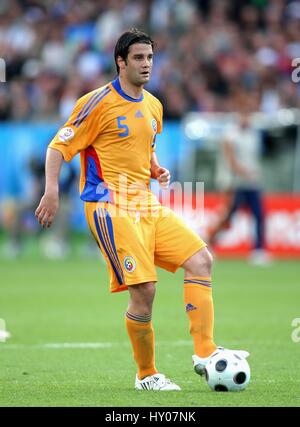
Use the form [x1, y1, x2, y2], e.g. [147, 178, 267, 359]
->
[86, 146, 103, 180]
[84, 146, 115, 203]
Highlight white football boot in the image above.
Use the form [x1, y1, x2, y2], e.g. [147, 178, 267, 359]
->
[135, 373, 181, 391]
[192, 347, 250, 376]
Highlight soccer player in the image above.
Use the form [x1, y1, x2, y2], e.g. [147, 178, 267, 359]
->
[35, 29, 249, 391]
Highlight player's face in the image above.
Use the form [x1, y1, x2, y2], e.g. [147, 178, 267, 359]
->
[123, 43, 153, 86]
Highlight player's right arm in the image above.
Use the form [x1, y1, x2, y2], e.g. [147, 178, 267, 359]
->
[35, 86, 108, 227]
[35, 148, 63, 228]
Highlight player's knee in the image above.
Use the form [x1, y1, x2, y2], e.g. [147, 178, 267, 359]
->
[183, 247, 213, 277]
[141, 281, 156, 305]
[128, 281, 156, 314]
[196, 248, 213, 276]
[206, 248, 214, 267]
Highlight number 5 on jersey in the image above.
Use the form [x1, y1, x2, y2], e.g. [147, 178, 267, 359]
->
[117, 116, 129, 137]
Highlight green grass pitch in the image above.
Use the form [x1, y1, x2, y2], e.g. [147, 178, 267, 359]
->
[0, 254, 300, 407]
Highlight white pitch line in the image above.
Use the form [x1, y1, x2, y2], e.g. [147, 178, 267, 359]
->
[0, 342, 117, 350]
[0, 338, 293, 350]
[44, 342, 115, 349]
[0, 340, 192, 350]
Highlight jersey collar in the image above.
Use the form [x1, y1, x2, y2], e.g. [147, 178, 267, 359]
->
[111, 78, 144, 102]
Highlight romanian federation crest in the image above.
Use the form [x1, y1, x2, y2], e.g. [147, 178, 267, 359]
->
[124, 256, 136, 273]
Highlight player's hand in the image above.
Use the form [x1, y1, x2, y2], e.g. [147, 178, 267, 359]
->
[35, 191, 59, 228]
[155, 167, 171, 189]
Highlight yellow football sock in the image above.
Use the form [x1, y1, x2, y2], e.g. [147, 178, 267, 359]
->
[125, 312, 158, 380]
[184, 277, 217, 358]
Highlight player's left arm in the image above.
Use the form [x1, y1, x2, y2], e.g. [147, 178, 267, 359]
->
[150, 152, 170, 189]
[150, 99, 170, 187]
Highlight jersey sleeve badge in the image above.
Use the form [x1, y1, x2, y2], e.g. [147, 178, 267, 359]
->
[58, 127, 75, 143]
[151, 119, 157, 133]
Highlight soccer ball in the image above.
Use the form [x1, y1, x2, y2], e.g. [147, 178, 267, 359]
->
[204, 349, 250, 392]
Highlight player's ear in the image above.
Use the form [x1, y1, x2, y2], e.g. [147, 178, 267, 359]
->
[117, 55, 127, 71]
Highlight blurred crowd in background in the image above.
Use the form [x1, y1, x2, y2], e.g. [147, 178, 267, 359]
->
[1, 0, 300, 261]
[1, 0, 300, 121]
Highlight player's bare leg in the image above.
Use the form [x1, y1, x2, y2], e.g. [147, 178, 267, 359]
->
[127, 281, 156, 317]
[126, 281, 180, 390]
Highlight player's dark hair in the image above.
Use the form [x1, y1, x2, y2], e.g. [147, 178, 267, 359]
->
[114, 28, 154, 74]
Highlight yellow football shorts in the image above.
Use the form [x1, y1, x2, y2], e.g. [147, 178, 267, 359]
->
[84, 202, 206, 293]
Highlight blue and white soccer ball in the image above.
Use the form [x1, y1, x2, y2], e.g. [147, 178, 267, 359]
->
[204, 350, 251, 392]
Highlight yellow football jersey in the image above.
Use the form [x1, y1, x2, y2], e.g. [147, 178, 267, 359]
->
[49, 78, 163, 211]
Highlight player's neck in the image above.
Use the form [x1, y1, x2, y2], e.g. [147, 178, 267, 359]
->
[118, 76, 143, 100]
